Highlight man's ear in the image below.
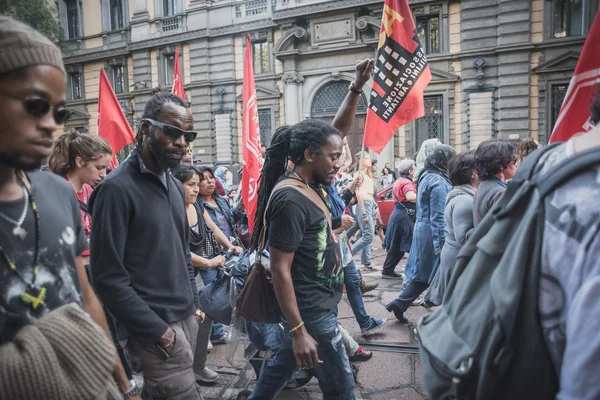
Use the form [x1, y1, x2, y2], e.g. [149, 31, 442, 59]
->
[304, 148, 315, 163]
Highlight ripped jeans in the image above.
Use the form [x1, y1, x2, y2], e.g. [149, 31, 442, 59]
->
[248, 309, 355, 400]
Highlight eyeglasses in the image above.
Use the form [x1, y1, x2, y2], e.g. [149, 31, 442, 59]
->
[142, 118, 198, 143]
[0, 90, 71, 124]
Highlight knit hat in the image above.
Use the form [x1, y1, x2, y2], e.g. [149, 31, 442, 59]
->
[0, 15, 66, 76]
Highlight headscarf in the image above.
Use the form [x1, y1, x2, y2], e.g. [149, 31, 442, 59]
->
[418, 145, 457, 186]
[214, 166, 231, 192]
[414, 138, 442, 182]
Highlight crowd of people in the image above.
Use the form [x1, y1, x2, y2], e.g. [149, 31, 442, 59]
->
[0, 15, 599, 400]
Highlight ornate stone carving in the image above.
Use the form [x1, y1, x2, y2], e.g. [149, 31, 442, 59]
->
[412, 6, 425, 15]
[356, 15, 380, 32]
[430, 5, 441, 12]
[273, 0, 381, 20]
[283, 72, 304, 84]
[273, 25, 308, 53]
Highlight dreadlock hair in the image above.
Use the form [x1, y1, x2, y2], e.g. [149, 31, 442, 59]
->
[250, 119, 340, 250]
[135, 87, 187, 151]
[48, 129, 112, 176]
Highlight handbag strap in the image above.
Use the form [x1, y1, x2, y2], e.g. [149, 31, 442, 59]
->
[258, 179, 333, 250]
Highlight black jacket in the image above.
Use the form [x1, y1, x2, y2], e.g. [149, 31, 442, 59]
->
[89, 150, 199, 347]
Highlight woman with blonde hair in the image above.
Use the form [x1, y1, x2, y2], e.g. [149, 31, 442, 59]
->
[352, 151, 376, 269]
[48, 130, 113, 258]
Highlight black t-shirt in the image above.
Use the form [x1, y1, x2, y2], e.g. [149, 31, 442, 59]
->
[267, 178, 343, 318]
[0, 172, 88, 345]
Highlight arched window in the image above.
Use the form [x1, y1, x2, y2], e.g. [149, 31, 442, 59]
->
[311, 81, 368, 117]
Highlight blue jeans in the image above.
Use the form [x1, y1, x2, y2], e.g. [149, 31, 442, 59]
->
[198, 267, 225, 340]
[391, 280, 430, 312]
[351, 200, 375, 266]
[248, 309, 355, 400]
[344, 258, 371, 330]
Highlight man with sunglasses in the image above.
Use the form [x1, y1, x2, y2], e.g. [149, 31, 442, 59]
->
[0, 16, 139, 399]
[89, 88, 205, 399]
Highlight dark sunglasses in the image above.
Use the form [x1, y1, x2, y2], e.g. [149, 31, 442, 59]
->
[0, 91, 71, 124]
[143, 118, 198, 143]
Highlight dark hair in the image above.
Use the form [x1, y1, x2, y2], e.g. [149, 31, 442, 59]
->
[135, 87, 187, 150]
[197, 166, 214, 181]
[475, 139, 516, 181]
[250, 120, 340, 250]
[591, 85, 600, 125]
[381, 166, 390, 175]
[516, 138, 540, 164]
[172, 164, 200, 184]
[449, 151, 476, 186]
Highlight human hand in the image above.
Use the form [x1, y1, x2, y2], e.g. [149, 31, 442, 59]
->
[291, 328, 321, 369]
[347, 175, 363, 192]
[341, 215, 355, 230]
[229, 246, 243, 255]
[355, 58, 375, 90]
[158, 327, 176, 355]
[363, 214, 370, 225]
[211, 255, 226, 268]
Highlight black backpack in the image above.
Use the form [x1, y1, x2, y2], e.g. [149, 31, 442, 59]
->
[417, 144, 600, 400]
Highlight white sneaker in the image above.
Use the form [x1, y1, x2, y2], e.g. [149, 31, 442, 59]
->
[207, 341, 213, 351]
[195, 367, 219, 383]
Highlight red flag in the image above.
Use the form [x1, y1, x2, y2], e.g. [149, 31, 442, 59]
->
[172, 46, 185, 101]
[363, 0, 432, 154]
[550, 10, 600, 143]
[242, 34, 263, 232]
[97, 69, 135, 169]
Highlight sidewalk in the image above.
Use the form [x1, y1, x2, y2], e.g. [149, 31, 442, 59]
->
[199, 239, 431, 399]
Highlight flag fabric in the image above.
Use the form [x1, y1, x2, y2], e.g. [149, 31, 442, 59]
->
[363, 0, 432, 154]
[172, 46, 185, 101]
[242, 34, 263, 232]
[549, 9, 600, 143]
[97, 69, 136, 169]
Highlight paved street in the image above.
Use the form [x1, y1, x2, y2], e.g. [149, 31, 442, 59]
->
[199, 239, 431, 400]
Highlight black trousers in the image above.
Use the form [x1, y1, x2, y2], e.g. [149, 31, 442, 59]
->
[383, 251, 405, 274]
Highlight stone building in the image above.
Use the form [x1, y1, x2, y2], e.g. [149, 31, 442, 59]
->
[57, 0, 598, 173]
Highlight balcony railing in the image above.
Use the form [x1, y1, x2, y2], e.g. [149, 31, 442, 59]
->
[160, 16, 180, 32]
[235, 0, 270, 18]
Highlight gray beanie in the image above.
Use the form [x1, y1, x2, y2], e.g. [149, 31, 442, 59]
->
[0, 15, 66, 76]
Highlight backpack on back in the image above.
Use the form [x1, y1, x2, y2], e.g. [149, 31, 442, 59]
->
[417, 144, 600, 400]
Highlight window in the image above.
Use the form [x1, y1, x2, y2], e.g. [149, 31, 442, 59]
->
[551, 84, 568, 132]
[415, 95, 443, 149]
[416, 15, 440, 54]
[253, 42, 270, 75]
[68, 72, 82, 100]
[258, 109, 272, 146]
[553, 0, 584, 38]
[110, 0, 123, 31]
[66, 0, 79, 39]
[164, 54, 175, 85]
[163, 0, 175, 16]
[311, 82, 368, 116]
[111, 65, 125, 94]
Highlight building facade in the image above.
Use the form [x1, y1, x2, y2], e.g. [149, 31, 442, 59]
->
[57, 0, 598, 172]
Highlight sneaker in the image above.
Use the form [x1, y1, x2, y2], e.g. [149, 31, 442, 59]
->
[362, 264, 374, 270]
[385, 302, 408, 323]
[361, 318, 387, 336]
[195, 367, 219, 383]
[207, 341, 213, 351]
[349, 347, 373, 362]
[412, 293, 426, 306]
[211, 334, 227, 345]
[381, 272, 403, 279]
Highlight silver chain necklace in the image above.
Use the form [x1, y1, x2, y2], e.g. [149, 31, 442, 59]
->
[0, 186, 29, 240]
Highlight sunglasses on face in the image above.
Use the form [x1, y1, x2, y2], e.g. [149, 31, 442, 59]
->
[0, 90, 71, 124]
[143, 118, 198, 143]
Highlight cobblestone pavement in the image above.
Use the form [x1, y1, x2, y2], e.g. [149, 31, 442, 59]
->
[199, 238, 432, 399]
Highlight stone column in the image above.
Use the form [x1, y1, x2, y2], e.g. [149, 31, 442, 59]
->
[283, 72, 304, 125]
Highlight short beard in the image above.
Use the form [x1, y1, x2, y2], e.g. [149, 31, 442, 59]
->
[147, 133, 183, 172]
[0, 152, 43, 172]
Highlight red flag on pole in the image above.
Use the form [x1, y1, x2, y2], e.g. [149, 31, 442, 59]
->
[98, 69, 135, 169]
[549, 10, 600, 143]
[242, 34, 263, 232]
[363, 0, 432, 154]
[172, 46, 185, 101]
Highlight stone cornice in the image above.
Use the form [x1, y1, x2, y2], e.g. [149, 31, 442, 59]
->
[64, 47, 131, 65]
[273, 0, 382, 20]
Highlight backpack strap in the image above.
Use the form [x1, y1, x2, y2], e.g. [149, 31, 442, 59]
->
[536, 146, 600, 198]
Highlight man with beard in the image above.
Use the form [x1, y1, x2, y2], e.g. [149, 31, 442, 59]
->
[89, 88, 205, 399]
[0, 16, 137, 399]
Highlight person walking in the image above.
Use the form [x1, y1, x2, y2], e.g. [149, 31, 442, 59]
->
[473, 139, 516, 227]
[414, 138, 442, 182]
[352, 151, 376, 269]
[386, 145, 456, 323]
[89, 89, 205, 399]
[379, 166, 394, 189]
[0, 16, 137, 399]
[382, 159, 417, 279]
[426, 152, 479, 306]
[385, 162, 397, 181]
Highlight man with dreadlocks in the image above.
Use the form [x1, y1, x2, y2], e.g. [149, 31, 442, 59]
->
[89, 88, 205, 399]
[247, 60, 374, 399]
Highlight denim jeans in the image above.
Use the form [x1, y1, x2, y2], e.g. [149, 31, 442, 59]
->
[351, 200, 375, 265]
[344, 259, 371, 330]
[248, 309, 355, 400]
[390, 280, 430, 312]
[198, 268, 225, 340]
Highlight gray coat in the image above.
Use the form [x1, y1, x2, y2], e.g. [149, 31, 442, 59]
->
[427, 185, 476, 305]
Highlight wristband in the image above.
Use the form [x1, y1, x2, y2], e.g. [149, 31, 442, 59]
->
[289, 321, 305, 334]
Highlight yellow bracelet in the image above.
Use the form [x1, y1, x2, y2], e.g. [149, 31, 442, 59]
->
[289, 321, 305, 334]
